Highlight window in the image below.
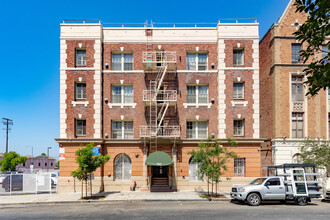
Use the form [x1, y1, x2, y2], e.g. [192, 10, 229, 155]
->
[189, 157, 201, 182]
[23, 163, 25, 167]
[186, 53, 208, 71]
[114, 154, 131, 181]
[38, 162, 41, 167]
[233, 83, 244, 99]
[51, 163, 53, 167]
[292, 44, 301, 63]
[45, 163, 47, 167]
[111, 85, 133, 103]
[234, 120, 244, 136]
[234, 158, 245, 176]
[112, 121, 133, 139]
[111, 53, 133, 71]
[328, 89, 330, 101]
[76, 49, 86, 66]
[292, 113, 303, 138]
[233, 48, 244, 66]
[291, 76, 304, 102]
[76, 119, 86, 136]
[265, 178, 281, 186]
[322, 45, 329, 63]
[75, 83, 86, 100]
[292, 153, 304, 164]
[187, 85, 208, 103]
[186, 121, 208, 139]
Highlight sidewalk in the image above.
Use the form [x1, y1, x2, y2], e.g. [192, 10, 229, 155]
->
[0, 191, 231, 205]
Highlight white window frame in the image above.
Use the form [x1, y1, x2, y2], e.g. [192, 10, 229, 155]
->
[184, 85, 211, 108]
[186, 121, 208, 139]
[234, 158, 245, 176]
[109, 85, 136, 108]
[186, 53, 208, 71]
[112, 121, 134, 139]
[111, 53, 133, 71]
[234, 119, 244, 136]
[233, 48, 244, 66]
[233, 82, 244, 99]
[75, 82, 86, 100]
[76, 119, 86, 137]
[75, 49, 86, 66]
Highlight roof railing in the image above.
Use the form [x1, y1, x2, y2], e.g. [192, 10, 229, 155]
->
[62, 19, 101, 24]
[218, 18, 257, 23]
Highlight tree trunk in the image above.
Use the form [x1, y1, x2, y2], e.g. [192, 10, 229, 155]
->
[90, 174, 92, 198]
[81, 180, 83, 199]
[215, 181, 218, 197]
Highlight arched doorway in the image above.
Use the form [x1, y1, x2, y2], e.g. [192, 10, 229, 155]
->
[114, 154, 131, 181]
[189, 157, 201, 182]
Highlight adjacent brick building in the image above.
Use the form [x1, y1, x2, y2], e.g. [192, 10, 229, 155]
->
[56, 18, 268, 193]
[259, 0, 329, 170]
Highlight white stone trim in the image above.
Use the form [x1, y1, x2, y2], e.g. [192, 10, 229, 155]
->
[176, 70, 218, 73]
[217, 39, 226, 139]
[103, 70, 144, 73]
[183, 103, 212, 108]
[252, 39, 260, 138]
[60, 40, 67, 138]
[72, 101, 89, 107]
[60, 67, 100, 71]
[108, 103, 137, 109]
[93, 38, 102, 138]
[231, 101, 248, 107]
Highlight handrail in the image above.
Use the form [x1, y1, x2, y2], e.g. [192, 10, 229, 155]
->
[218, 18, 257, 23]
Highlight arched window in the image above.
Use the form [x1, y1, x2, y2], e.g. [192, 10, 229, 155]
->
[292, 153, 303, 164]
[189, 157, 201, 182]
[114, 154, 131, 181]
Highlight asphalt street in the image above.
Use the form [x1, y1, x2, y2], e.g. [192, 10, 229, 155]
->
[0, 200, 329, 220]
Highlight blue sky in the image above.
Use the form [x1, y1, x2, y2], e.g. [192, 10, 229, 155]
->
[0, 0, 290, 159]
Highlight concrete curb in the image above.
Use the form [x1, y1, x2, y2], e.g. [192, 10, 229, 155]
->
[0, 198, 232, 207]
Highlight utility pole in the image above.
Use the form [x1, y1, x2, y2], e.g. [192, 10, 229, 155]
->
[2, 118, 13, 153]
[47, 146, 51, 172]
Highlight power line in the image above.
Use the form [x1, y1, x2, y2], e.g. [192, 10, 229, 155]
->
[2, 118, 13, 153]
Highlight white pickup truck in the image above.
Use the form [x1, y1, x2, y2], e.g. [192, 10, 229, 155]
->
[230, 164, 322, 206]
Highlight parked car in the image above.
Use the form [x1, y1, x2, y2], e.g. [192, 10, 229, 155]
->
[0, 174, 5, 184]
[231, 164, 322, 206]
[2, 174, 23, 192]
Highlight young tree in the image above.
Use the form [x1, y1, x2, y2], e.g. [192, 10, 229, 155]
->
[294, 0, 330, 96]
[0, 151, 27, 172]
[71, 142, 110, 198]
[189, 138, 237, 197]
[300, 139, 330, 197]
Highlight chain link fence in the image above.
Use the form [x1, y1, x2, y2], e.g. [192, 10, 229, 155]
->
[0, 173, 58, 195]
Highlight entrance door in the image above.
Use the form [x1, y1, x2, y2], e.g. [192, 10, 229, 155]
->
[152, 166, 168, 177]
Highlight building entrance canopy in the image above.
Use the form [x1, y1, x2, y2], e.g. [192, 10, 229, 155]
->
[145, 151, 173, 166]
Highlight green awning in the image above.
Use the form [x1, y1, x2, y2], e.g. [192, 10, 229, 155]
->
[145, 151, 173, 166]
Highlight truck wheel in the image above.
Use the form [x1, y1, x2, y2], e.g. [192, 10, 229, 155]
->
[295, 197, 307, 206]
[247, 193, 261, 206]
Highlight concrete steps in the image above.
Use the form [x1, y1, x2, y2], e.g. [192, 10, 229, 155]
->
[151, 177, 173, 192]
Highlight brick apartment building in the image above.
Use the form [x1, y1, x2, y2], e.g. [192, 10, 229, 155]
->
[56, 18, 269, 193]
[259, 0, 329, 170]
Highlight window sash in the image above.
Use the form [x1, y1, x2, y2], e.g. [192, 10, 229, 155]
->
[186, 121, 208, 139]
[75, 83, 86, 99]
[234, 158, 245, 176]
[112, 121, 133, 139]
[186, 53, 208, 70]
[112, 54, 133, 70]
[233, 49, 244, 65]
[292, 113, 303, 138]
[292, 44, 301, 63]
[124, 54, 133, 70]
[234, 120, 244, 136]
[233, 83, 244, 99]
[187, 86, 208, 103]
[76, 50, 86, 66]
[291, 77, 304, 102]
[198, 86, 208, 103]
[123, 86, 133, 103]
[76, 120, 86, 136]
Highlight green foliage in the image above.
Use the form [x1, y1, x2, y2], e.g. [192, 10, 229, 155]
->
[41, 153, 46, 156]
[72, 142, 110, 182]
[300, 139, 330, 171]
[189, 138, 238, 196]
[294, 0, 330, 96]
[0, 151, 27, 172]
[71, 142, 110, 198]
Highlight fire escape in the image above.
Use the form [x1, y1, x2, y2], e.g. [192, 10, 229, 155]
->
[140, 28, 180, 152]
